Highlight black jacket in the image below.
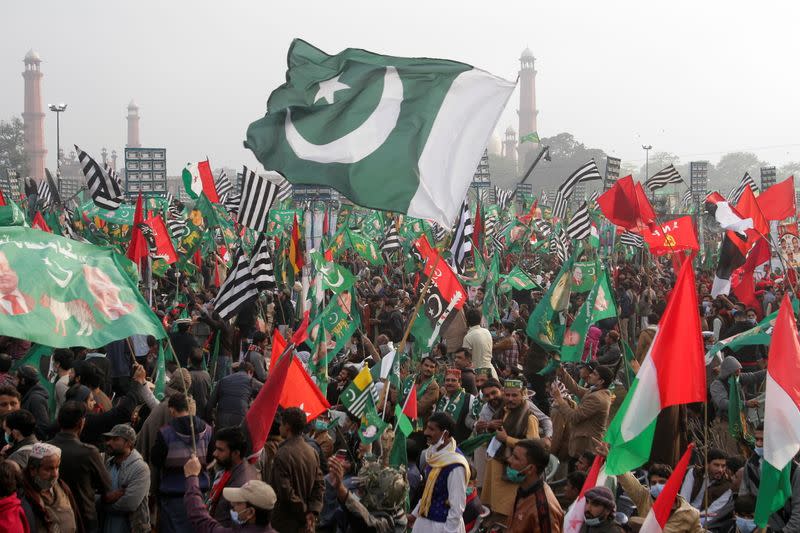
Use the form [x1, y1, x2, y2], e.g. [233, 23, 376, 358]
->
[21, 384, 50, 440]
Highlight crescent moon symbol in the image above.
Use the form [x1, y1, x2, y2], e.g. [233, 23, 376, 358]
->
[327, 268, 344, 288]
[427, 294, 443, 319]
[285, 67, 404, 164]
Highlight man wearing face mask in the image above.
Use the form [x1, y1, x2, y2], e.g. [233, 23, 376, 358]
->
[738, 424, 800, 531]
[21, 442, 83, 532]
[581, 486, 620, 532]
[411, 412, 469, 533]
[720, 311, 766, 374]
[503, 438, 563, 532]
[183, 454, 278, 532]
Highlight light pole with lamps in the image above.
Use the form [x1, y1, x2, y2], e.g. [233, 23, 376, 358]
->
[48, 103, 67, 195]
[642, 144, 652, 199]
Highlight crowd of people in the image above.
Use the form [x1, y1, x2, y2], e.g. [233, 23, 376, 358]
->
[0, 247, 796, 533]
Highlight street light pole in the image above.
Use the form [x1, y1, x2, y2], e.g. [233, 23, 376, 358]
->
[48, 103, 67, 195]
[642, 144, 652, 200]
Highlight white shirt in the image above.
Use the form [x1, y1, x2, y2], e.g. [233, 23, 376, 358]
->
[411, 465, 467, 533]
[462, 325, 495, 377]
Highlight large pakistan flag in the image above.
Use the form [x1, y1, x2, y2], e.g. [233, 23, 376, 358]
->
[0, 226, 165, 348]
[245, 39, 515, 227]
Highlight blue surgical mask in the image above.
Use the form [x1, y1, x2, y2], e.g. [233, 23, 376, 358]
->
[649, 483, 665, 499]
[584, 516, 602, 526]
[754, 447, 764, 457]
[505, 465, 529, 483]
[230, 510, 244, 525]
[4, 432, 12, 445]
[735, 517, 756, 533]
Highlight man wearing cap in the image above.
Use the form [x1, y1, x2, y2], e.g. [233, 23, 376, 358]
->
[21, 442, 83, 533]
[184, 454, 278, 532]
[581, 486, 620, 532]
[433, 368, 478, 444]
[482, 379, 540, 519]
[503, 438, 563, 533]
[551, 365, 613, 464]
[101, 424, 150, 533]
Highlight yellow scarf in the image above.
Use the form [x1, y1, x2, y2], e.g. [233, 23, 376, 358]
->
[418, 438, 470, 517]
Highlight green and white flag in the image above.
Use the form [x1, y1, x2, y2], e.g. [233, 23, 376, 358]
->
[519, 131, 540, 144]
[0, 226, 165, 347]
[560, 265, 616, 362]
[526, 248, 576, 351]
[244, 39, 516, 227]
[499, 266, 539, 293]
[346, 229, 384, 265]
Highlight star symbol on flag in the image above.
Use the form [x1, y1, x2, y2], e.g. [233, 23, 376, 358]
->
[314, 75, 350, 105]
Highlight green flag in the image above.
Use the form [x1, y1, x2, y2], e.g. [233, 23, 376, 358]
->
[603, 376, 658, 475]
[154, 344, 167, 401]
[311, 251, 355, 294]
[244, 39, 515, 228]
[358, 398, 389, 444]
[571, 261, 597, 292]
[459, 432, 496, 455]
[519, 132, 540, 144]
[560, 263, 603, 363]
[13, 344, 56, 420]
[526, 248, 576, 351]
[393, 404, 414, 437]
[482, 254, 501, 326]
[309, 289, 361, 372]
[346, 229, 384, 265]
[0, 226, 165, 347]
[388, 422, 408, 468]
[499, 265, 539, 293]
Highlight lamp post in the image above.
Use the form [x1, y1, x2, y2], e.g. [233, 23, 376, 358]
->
[48, 103, 67, 195]
[642, 144, 652, 199]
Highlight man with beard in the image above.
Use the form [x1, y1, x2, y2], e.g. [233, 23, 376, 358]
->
[503, 439, 563, 533]
[16, 365, 50, 440]
[433, 368, 479, 443]
[453, 348, 478, 395]
[2, 409, 38, 468]
[398, 356, 440, 426]
[206, 426, 257, 526]
[101, 424, 150, 533]
[473, 379, 505, 491]
[580, 486, 620, 532]
[21, 442, 83, 532]
[410, 412, 469, 533]
[481, 380, 540, 519]
[678, 448, 733, 527]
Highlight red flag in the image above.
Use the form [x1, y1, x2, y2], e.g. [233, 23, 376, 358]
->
[322, 208, 329, 236]
[143, 215, 178, 264]
[197, 160, 220, 203]
[193, 249, 203, 268]
[732, 237, 771, 319]
[641, 216, 699, 256]
[292, 311, 310, 345]
[126, 193, 148, 264]
[757, 176, 796, 221]
[31, 211, 51, 232]
[517, 200, 539, 224]
[402, 385, 418, 420]
[472, 195, 483, 252]
[596, 175, 655, 231]
[213, 255, 221, 288]
[244, 339, 293, 457]
[269, 330, 330, 421]
[289, 214, 304, 273]
[642, 444, 694, 531]
[414, 235, 466, 312]
[0, 190, 6, 207]
[735, 186, 769, 240]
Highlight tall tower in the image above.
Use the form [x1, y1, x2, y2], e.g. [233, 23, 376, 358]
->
[126, 100, 141, 148]
[22, 50, 47, 181]
[501, 126, 518, 169]
[517, 47, 538, 172]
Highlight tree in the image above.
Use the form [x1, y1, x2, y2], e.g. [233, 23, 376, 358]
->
[639, 152, 681, 181]
[711, 152, 768, 194]
[779, 162, 800, 180]
[0, 116, 27, 178]
[534, 132, 607, 192]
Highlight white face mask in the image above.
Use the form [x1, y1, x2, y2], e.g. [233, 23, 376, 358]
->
[230, 510, 244, 525]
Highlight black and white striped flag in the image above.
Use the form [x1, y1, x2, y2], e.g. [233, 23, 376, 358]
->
[274, 176, 292, 202]
[75, 145, 124, 210]
[380, 223, 402, 255]
[166, 218, 189, 240]
[550, 228, 569, 263]
[448, 198, 473, 274]
[566, 201, 591, 240]
[223, 191, 241, 217]
[215, 169, 233, 199]
[620, 231, 645, 248]
[104, 163, 122, 192]
[251, 234, 276, 290]
[728, 172, 759, 205]
[484, 215, 496, 242]
[238, 166, 278, 233]
[213, 248, 259, 320]
[588, 190, 599, 205]
[495, 186, 514, 210]
[36, 179, 53, 209]
[533, 219, 552, 237]
[552, 159, 603, 219]
[432, 222, 447, 243]
[681, 188, 693, 209]
[645, 164, 684, 191]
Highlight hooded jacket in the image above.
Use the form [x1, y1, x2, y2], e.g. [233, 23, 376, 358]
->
[709, 356, 766, 420]
[0, 493, 30, 533]
[21, 383, 50, 440]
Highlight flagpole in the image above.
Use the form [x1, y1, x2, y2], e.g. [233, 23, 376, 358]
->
[512, 145, 550, 197]
[163, 335, 197, 455]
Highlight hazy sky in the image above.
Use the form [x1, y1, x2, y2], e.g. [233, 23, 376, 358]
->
[3, 0, 800, 178]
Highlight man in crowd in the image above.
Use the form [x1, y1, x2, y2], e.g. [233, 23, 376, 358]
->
[581, 486, 619, 533]
[679, 448, 733, 527]
[187, 348, 212, 421]
[463, 309, 495, 376]
[503, 438, 563, 532]
[16, 365, 50, 440]
[207, 426, 258, 526]
[207, 362, 262, 428]
[0, 385, 20, 422]
[101, 424, 151, 533]
[399, 356, 440, 424]
[51, 348, 74, 415]
[453, 347, 478, 395]
[411, 412, 469, 532]
[269, 406, 324, 532]
[433, 368, 478, 443]
[49, 400, 112, 532]
[2, 408, 38, 467]
[21, 442, 83, 532]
